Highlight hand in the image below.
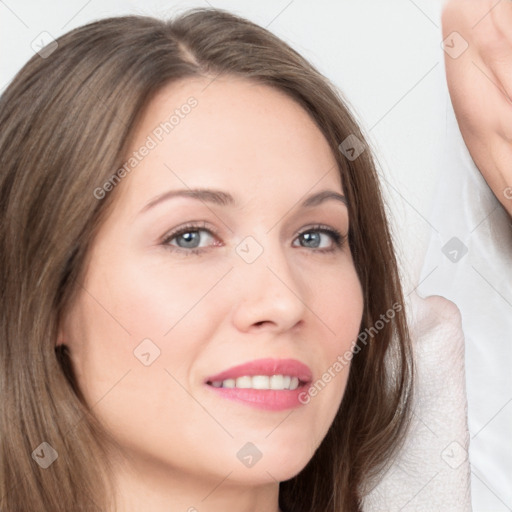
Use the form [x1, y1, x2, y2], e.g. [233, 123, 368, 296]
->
[442, 0, 512, 215]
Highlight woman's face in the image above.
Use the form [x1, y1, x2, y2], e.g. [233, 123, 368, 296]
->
[61, 77, 363, 490]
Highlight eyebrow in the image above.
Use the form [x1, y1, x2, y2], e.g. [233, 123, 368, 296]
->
[139, 187, 348, 214]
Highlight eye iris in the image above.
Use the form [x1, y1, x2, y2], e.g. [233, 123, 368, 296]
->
[302, 231, 320, 248]
[177, 231, 200, 248]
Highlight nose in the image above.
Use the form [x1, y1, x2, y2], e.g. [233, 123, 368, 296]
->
[230, 238, 308, 334]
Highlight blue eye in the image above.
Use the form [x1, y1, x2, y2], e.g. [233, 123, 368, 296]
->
[294, 226, 345, 252]
[163, 223, 217, 254]
[162, 222, 346, 255]
[172, 230, 211, 249]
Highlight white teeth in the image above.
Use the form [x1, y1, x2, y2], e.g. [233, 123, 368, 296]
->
[223, 378, 235, 388]
[236, 376, 252, 389]
[269, 375, 284, 390]
[252, 376, 270, 389]
[210, 374, 302, 390]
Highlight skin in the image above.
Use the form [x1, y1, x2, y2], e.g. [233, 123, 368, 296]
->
[442, 0, 512, 216]
[59, 76, 364, 512]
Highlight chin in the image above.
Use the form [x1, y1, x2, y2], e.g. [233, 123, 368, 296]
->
[229, 448, 314, 485]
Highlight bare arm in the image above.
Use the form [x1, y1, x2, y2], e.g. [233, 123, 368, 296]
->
[442, 0, 512, 215]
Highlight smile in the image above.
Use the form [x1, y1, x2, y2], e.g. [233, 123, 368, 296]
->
[205, 358, 312, 411]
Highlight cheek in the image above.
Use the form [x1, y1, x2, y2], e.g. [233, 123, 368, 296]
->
[118, 254, 234, 336]
[299, 261, 363, 422]
[78, 252, 230, 350]
[311, 259, 364, 353]
[69, 256, 231, 400]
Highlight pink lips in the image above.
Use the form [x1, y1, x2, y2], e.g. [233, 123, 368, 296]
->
[205, 358, 313, 411]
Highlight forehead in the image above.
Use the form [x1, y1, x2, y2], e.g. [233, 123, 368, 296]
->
[116, 76, 342, 212]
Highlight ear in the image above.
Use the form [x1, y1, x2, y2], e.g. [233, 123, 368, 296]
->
[56, 301, 75, 348]
[56, 325, 66, 347]
[56, 310, 70, 347]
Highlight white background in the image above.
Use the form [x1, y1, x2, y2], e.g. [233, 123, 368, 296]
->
[1, 1, 510, 510]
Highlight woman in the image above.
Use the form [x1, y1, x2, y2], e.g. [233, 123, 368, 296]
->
[0, 8, 413, 511]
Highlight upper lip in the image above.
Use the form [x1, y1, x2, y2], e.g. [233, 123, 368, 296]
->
[205, 358, 313, 384]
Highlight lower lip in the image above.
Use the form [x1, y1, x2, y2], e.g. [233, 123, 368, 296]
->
[207, 385, 309, 411]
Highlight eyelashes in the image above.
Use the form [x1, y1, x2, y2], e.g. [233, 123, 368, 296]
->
[161, 221, 347, 256]
[293, 225, 345, 252]
[161, 221, 219, 256]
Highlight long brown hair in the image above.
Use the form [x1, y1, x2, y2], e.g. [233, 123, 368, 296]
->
[0, 8, 413, 511]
